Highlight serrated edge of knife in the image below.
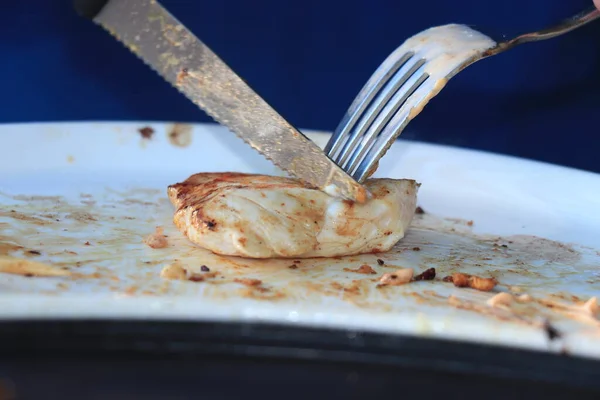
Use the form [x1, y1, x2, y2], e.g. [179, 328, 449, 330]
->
[94, 23, 362, 198]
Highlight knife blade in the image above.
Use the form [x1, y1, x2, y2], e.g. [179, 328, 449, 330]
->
[73, 0, 368, 203]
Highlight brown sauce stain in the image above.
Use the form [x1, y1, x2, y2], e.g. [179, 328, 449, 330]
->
[65, 211, 97, 223]
[0, 257, 71, 277]
[239, 287, 285, 301]
[234, 278, 262, 287]
[167, 123, 193, 147]
[343, 265, 377, 275]
[0, 242, 23, 256]
[0, 211, 51, 226]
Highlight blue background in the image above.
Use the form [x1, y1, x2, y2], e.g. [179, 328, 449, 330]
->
[3, 1, 599, 172]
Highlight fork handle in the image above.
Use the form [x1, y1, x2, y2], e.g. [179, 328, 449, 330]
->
[513, 7, 600, 45]
[73, 0, 110, 19]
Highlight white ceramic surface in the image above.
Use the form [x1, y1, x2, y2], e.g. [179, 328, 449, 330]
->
[0, 122, 599, 359]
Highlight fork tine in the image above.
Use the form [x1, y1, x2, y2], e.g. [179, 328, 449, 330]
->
[335, 56, 427, 169]
[343, 64, 429, 175]
[324, 50, 414, 159]
[352, 77, 443, 182]
[327, 24, 505, 182]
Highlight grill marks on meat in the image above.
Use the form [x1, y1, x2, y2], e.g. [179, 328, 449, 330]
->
[168, 173, 419, 258]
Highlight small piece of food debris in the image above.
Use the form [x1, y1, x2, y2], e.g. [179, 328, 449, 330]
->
[469, 275, 497, 291]
[0, 256, 71, 277]
[376, 259, 385, 266]
[160, 262, 187, 280]
[234, 278, 262, 287]
[446, 272, 497, 292]
[27, 250, 41, 256]
[138, 126, 155, 139]
[517, 294, 533, 303]
[379, 268, 414, 286]
[543, 320, 562, 341]
[487, 292, 513, 307]
[344, 264, 377, 275]
[412, 247, 421, 251]
[84, 241, 91, 246]
[188, 274, 204, 282]
[176, 68, 189, 84]
[580, 297, 598, 316]
[449, 273, 470, 287]
[200, 265, 210, 272]
[467, 220, 474, 226]
[413, 268, 436, 281]
[288, 264, 298, 269]
[144, 226, 168, 249]
[160, 263, 210, 282]
[415, 206, 425, 214]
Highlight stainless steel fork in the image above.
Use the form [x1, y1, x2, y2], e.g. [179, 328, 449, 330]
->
[325, 7, 600, 182]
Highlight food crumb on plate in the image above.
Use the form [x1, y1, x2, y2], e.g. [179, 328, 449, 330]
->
[138, 126, 155, 139]
[487, 292, 513, 307]
[188, 273, 204, 282]
[413, 268, 436, 281]
[581, 297, 599, 316]
[160, 262, 217, 282]
[378, 268, 414, 286]
[543, 320, 562, 341]
[144, 226, 168, 249]
[444, 272, 497, 292]
[517, 294, 533, 303]
[160, 262, 186, 280]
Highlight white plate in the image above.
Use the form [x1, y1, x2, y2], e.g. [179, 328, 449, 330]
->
[1, 122, 599, 359]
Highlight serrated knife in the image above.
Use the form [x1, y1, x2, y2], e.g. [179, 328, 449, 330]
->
[73, 0, 367, 203]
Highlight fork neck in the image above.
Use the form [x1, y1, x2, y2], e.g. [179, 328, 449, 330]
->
[485, 6, 600, 56]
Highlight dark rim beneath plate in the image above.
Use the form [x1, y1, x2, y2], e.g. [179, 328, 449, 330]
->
[0, 319, 597, 390]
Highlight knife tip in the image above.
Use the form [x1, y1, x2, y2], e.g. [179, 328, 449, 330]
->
[323, 179, 369, 204]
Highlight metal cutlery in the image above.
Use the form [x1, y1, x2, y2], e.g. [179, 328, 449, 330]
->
[326, 7, 600, 182]
[73, 0, 368, 203]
